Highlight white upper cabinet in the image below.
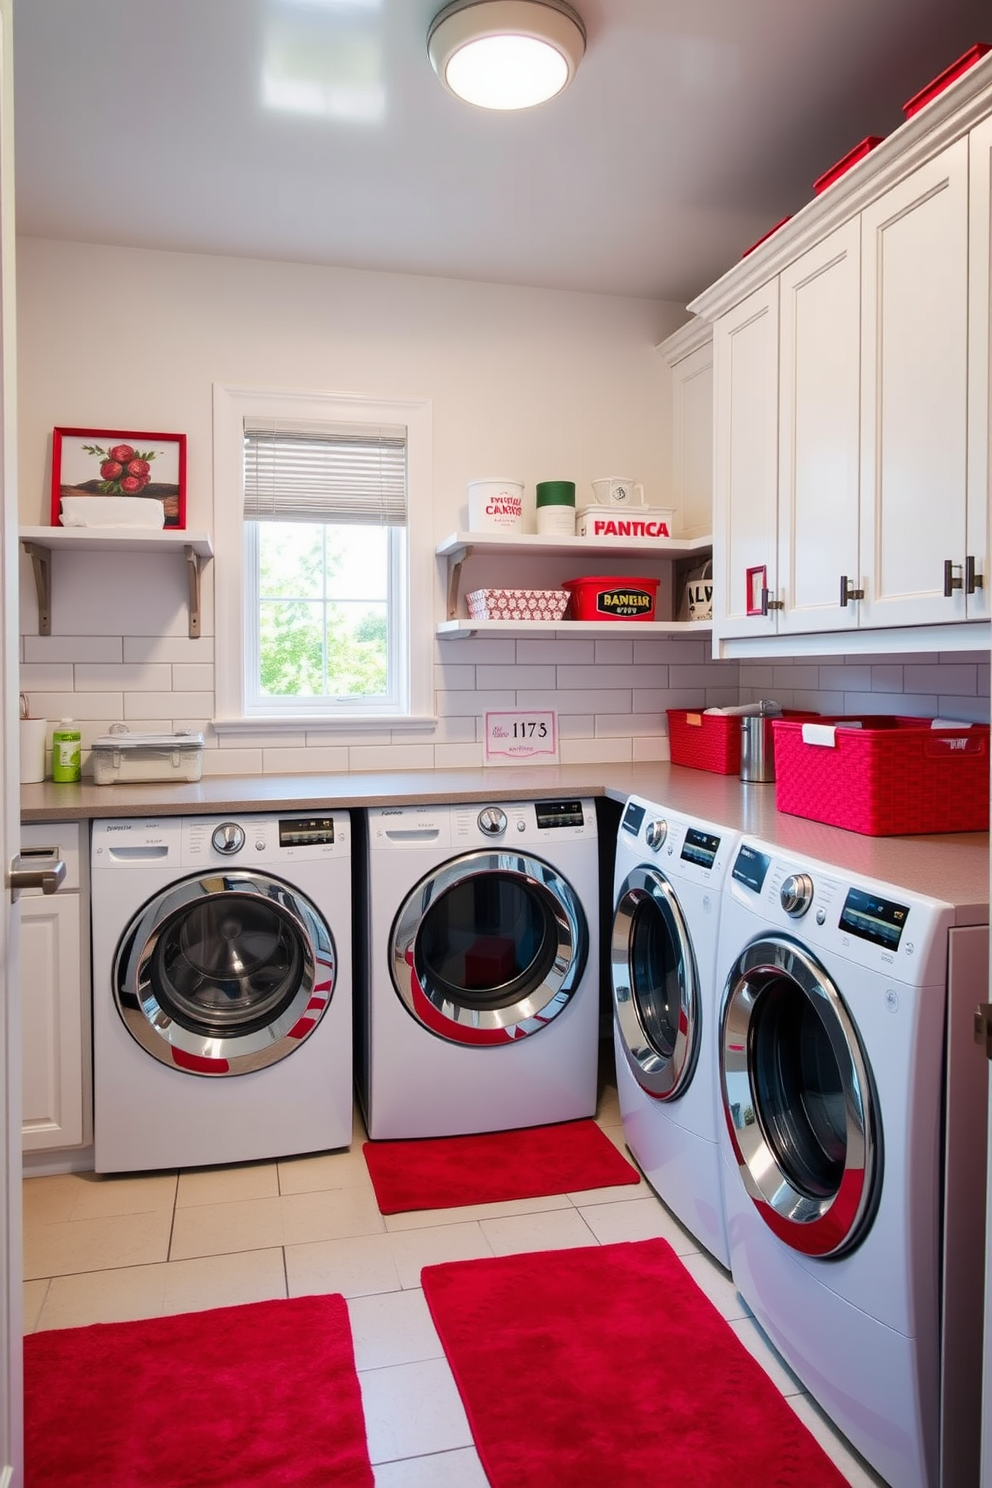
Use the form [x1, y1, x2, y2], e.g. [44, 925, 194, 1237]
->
[661, 320, 714, 541]
[778, 218, 862, 635]
[859, 138, 970, 628]
[691, 53, 992, 655]
[712, 280, 779, 638]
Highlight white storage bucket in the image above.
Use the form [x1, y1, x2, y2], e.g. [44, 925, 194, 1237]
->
[467, 478, 525, 532]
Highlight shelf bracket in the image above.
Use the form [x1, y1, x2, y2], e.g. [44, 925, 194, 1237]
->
[184, 544, 202, 639]
[446, 554, 467, 619]
[22, 541, 52, 636]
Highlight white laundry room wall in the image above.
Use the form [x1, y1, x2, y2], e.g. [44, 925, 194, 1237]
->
[14, 238, 987, 777]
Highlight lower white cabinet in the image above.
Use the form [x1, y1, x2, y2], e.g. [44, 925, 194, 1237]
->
[20, 822, 88, 1153]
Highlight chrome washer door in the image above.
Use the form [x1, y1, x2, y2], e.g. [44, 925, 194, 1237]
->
[720, 935, 881, 1257]
[114, 872, 336, 1076]
[390, 850, 587, 1046]
[611, 866, 699, 1100]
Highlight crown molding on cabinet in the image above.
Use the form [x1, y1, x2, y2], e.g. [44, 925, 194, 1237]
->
[658, 318, 712, 366]
[689, 54, 992, 322]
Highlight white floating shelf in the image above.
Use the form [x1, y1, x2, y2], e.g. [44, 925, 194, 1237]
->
[20, 526, 213, 557]
[436, 530, 712, 561]
[20, 526, 214, 638]
[436, 618, 713, 639]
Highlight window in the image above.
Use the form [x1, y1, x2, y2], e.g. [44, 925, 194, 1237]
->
[213, 386, 434, 730]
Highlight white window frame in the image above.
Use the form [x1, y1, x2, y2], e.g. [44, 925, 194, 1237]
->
[213, 382, 435, 732]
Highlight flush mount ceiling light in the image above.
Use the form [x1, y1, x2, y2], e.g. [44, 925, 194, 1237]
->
[428, 0, 585, 110]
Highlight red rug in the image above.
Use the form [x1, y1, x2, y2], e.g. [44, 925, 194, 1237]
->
[422, 1238, 851, 1488]
[24, 1294, 373, 1488]
[363, 1118, 641, 1214]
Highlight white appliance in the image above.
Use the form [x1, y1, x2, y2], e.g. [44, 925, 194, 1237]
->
[91, 812, 353, 1172]
[611, 795, 739, 1266]
[358, 798, 600, 1139]
[716, 840, 987, 1488]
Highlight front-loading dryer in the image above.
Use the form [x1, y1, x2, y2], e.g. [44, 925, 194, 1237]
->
[91, 812, 353, 1172]
[715, 840, 987, 1488]
[611, 795, 739, 1267]
[357, 798, 599, 1139]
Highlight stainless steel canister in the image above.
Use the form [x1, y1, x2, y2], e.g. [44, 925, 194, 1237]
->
[739, 713, 777, 783]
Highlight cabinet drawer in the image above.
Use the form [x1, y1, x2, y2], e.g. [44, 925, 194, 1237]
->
[20, 821, 81, 893]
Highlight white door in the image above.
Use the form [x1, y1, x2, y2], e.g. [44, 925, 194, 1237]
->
[859, 137, 970, 629]
[0, 0, 22, 1478]
[777, 218, 861, 636]
[712, 279, 780, 641]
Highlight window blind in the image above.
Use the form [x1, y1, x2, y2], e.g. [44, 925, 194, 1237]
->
[243, 417, 407, 525]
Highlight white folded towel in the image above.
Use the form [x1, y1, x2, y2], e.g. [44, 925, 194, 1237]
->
[703, 700, 782, 717]
[60, 496, 165, 529]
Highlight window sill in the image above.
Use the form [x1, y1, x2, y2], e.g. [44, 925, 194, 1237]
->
[212, 714, 439, 736]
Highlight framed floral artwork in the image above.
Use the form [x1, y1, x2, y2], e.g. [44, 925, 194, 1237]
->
[50, 427, 187, 529]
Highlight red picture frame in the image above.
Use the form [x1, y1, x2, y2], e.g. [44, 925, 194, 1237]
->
[50, 426, 187, 529]
[745, 564, 768, 616]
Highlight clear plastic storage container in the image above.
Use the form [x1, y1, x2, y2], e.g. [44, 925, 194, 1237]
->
[90, 729, 204, 785]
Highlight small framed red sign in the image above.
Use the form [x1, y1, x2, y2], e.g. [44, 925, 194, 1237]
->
[51, 426, 187, 529]
[746, 564, 768, 616]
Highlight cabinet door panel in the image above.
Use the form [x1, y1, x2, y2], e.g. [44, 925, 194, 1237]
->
[21, 896, 83, 1150]
[672, 341, 713, 540]
[713, 280, 779, 639]
[968, 116, 992, 619]
[860, 139, 969, 627]
[778, 219, 861, 634]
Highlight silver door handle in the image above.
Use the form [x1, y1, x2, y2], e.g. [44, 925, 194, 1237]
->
[8, 853, 66, 897]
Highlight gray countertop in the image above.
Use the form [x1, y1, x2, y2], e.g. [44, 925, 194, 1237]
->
[21, 761, 989, 922]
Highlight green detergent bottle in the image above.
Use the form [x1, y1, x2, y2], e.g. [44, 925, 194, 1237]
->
[52, 718, 81, 783]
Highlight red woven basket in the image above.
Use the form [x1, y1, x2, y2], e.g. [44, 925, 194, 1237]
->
[666, 709, 818, 776]
[772, 716, 990, 836]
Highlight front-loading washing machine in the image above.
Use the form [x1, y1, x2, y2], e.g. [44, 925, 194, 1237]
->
[357, 798, 599, 1139]
[716, 839, 987, 1488]
[611, 794, 739, 1267]
[91, 812, 353, 1172]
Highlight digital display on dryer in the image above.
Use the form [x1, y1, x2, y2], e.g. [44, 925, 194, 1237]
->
[278, 817, 335, 846]
[840, 887, 909, 950]
[536, 800, 585, 829]
[621, 800, 645, 836]
[681, 828, 720, 870]
[732, 844, 770, 893]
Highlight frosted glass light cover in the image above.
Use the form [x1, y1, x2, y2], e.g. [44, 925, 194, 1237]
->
[445, 34, 569, 109]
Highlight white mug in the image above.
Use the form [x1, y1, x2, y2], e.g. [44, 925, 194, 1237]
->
[591, 478, 644, 508]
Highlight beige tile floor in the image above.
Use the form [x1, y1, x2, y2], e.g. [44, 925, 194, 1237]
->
[23, 1064, 890, 1488]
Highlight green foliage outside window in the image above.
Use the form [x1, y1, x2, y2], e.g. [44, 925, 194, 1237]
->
[257, 522, 388, 698]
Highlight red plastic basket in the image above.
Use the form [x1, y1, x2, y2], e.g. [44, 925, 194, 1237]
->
[772, 716, 990, 836]
[666, 709, 818, 776]
[903, 43, 991, 119]
[813, 136, 885, 195]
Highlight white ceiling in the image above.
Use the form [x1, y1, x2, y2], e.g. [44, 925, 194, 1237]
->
[11, 0, 991, 303]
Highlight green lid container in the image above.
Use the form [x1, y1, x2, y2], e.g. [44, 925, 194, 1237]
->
[536, 480, 576, 508]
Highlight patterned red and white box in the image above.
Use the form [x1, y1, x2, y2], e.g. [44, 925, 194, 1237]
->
[466, 589, 570, 621]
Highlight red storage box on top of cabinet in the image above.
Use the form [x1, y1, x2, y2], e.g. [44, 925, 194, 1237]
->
[666, 708, 818, 776]
[771, 716, 991, 836]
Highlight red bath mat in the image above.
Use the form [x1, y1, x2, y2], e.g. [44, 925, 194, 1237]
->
[24, 1294, 373, 1487]
[363, 1118, 640, 1214]
[422, 1238, 850, 1488]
